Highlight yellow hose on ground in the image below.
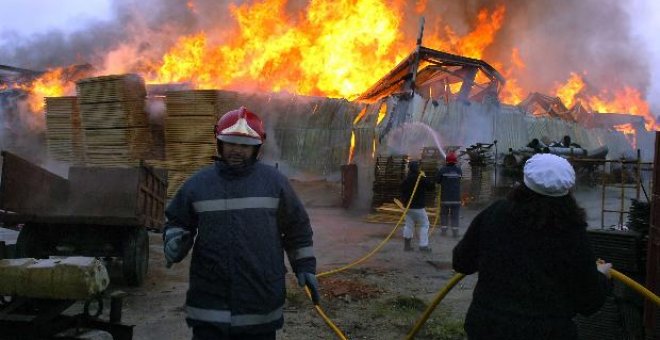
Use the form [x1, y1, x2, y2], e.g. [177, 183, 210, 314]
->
[317, 172, 424, 278]
[308, 171, 425, 338]
[402, 265, 660, 340]
[429, 189, 441, 236]
[304, 286, 348, 340]
[405, 273, 466, 340]
[610, 268, 660, 306]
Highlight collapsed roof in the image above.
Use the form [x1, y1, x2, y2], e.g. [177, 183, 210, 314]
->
[518, 92, 571, 120]
[356, 46, 505, 104]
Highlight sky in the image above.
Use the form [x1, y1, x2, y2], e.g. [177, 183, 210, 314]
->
[0, 0, 659, 114]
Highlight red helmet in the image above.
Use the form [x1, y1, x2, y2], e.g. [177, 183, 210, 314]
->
[446, 152, 457, 164]
[214, 107, 265, 145]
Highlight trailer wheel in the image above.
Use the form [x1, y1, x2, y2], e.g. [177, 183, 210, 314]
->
[122, 227, 149, 286]
[15, 224, 45, 258]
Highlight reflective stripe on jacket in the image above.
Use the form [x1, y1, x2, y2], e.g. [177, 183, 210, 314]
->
[165, 160, 316, 333]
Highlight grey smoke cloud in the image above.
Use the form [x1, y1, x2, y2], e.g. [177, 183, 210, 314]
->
[0, 0, 655, 108]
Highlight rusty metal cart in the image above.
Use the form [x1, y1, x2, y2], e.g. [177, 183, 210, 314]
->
[0, 151, 166, 286]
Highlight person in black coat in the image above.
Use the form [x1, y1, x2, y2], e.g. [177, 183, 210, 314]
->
[453, 153, 611, 340]
[400, 160, 435, 252]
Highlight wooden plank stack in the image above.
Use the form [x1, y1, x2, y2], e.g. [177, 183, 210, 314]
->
[372, 155, 408, 208]
[76, 74, 150, 167]
[45, 96, 84, 163]
[158, 89, 244, 197]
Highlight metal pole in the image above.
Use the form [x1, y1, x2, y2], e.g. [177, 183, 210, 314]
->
[619, 158, 625, 228]
[636, 149, 641, 200]
[601, 163, 606, 229]
[110, 291, 127, 323]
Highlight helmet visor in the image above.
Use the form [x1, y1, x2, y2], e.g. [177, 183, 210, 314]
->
[217, 134, 262, 145]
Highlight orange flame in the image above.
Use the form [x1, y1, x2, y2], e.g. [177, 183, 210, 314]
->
[553, 73, 657, 131]
[148, 0, 407, 98]
[376, 102, 388, 125]
[17, 68, 72, 112]
[348, 130, 356, 164]
[587, 87, 656, 130]
[554, 72, 585, 108]
[613, 123, 637, 148]
[426, 5, 505, 59]
[8, 0, 654, 139]
[352, 107, 367, 125]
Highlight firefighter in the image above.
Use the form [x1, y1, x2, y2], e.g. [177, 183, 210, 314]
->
[436, 151, 462, 237]
[453, 153, 611, 340]
[400, 160, 435, 252]
[163, 107, 319, 340]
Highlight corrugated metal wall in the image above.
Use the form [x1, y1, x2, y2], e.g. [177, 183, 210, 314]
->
[350, 94, 645, 163]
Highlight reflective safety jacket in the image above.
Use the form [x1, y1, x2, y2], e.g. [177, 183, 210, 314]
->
[436, 164, 462, 204]
[164, 160, 316, 334]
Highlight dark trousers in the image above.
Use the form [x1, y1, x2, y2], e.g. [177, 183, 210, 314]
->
[192, 324, 276, 340]
[440, 203, 460, 229]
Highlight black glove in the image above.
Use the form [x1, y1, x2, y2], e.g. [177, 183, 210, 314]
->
[163, 227, 193, 266]
[297, 272, 320, 305]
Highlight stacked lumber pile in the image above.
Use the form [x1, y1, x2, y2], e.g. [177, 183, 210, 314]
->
[44, 96, 84, 164]
[76, 74, 150, 166]
[153, 90, 245, 197]
[371, 155, 408, 208]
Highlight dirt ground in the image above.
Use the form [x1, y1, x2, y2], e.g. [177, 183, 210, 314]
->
[93, 179, 636, 340]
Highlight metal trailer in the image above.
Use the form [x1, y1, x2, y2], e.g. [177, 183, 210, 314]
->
[0, 291, 133, 340]
[0, 151, 167, 286]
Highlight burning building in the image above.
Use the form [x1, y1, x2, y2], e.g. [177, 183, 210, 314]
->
[0, 1, 657, 195]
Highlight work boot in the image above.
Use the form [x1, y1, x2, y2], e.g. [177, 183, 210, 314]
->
[451, 228, 460, 238]
[404, 238, 413, 251]
[440, 226, 448, 236]
[419, 246, 432, 253]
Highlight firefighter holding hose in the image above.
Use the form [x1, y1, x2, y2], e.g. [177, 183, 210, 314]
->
[163, 107, 319, 340]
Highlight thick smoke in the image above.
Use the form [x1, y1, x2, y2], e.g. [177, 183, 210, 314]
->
[0, 0, 652, 101]
[0, 0, 233, 72]
[414, 0, 651, 100]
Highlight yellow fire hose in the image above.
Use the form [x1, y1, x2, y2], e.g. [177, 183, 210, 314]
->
[611, 268, 660, 306]
[304, 287, 348, 340]
[316, 171, 425, 278]
[405, 266, 660, 339]
[301, 176, 658, 340]
[429, 189, 441, 236]
[405, 273, 466, 340]
[305, 172, 426, 338]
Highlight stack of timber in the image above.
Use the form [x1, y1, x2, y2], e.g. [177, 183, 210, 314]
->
[157, 90, 245, 197]
[372, 155, 408, 208]
[44, 96, 84, 163]
[76, 74, 150, 166]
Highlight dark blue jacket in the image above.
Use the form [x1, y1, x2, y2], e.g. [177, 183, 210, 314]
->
[436, 164, 462, 204]
[400, 172, 434, 209]
[164, 160, 316, 334]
